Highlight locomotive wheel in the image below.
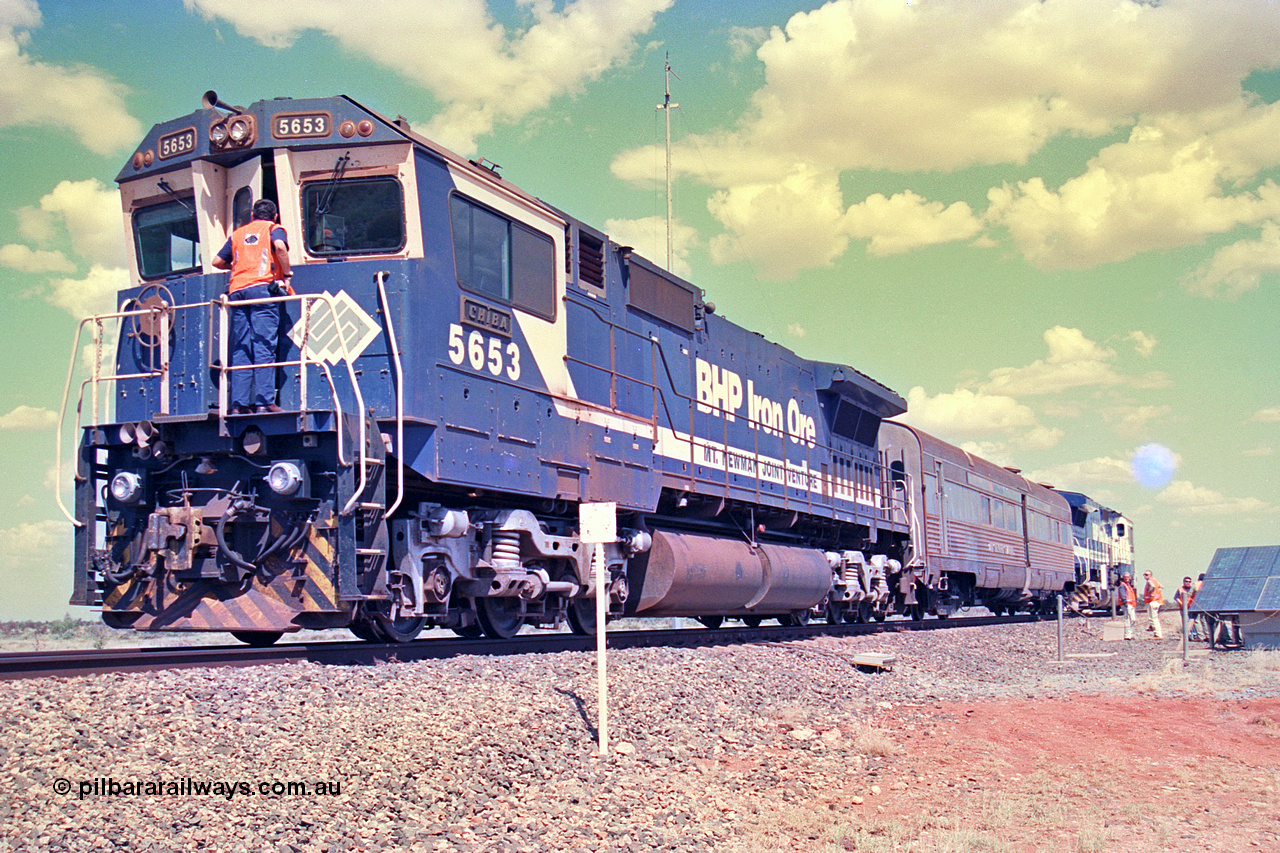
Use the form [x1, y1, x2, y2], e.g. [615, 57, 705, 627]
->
[566, 597, 597, 636]
[451, 623, 485, 639]
[780, 609, 811, 627]
[372, 612, 427, 643]
[825, 602, 844, 625]
[855, 601, 873, 623]
[696, 615, 724, 629]
[475, 596, 525, 639]
[348, 616, 382, 642]
[230, 630, 283, 647]
[742, 616, 763, 628]
[873, 609, 887, 623]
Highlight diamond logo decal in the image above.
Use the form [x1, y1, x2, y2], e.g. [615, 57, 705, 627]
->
[288, 290, 381, 365]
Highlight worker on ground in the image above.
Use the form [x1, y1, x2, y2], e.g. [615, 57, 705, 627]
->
[1142, 570, 1164, 639]
[1175, 576, 1197, 639]
[1118, 572, 1138, 641]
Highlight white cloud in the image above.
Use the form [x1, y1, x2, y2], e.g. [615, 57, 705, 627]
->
[1126, 331, 1157, 358]
[899, 386, 1062, 452]
[987, 113, 1280, 270]
[728, 25, 767, 60]
[1183, 220, 1280, 298]
[981, 326, 1122, 397]
[47, 264, 129, 320]
[1250, 406, 1280, 424]
[1026, 456, 1136, 488]
[706, 166, 848, 280]
[786, 323, 806, 339]
[0, 519, 76, 621]
[185, 0, 671, 155]
[0, 243, 74, 274]
[0, 405, 57, 430]
[24, 179, 127, 269]
[1157, 480, 1272, 517]
[602, 215, 698, 280]
[0, 0, 142, 154]
[843, 191, 984, 256]
[1102, 404, 1171, 440]
[609, 0, 1280, 279]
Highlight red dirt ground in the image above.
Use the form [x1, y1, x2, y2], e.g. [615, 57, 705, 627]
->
[869, 696, 1280, 851]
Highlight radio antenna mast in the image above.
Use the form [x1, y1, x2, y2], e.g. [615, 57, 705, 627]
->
[657, 53, 680, 271]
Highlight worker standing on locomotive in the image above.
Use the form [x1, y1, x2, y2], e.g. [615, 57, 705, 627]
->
[1118, 572, 1138, 640]
[211, 199, 292, 414]
[1142, 570, 1165, 639]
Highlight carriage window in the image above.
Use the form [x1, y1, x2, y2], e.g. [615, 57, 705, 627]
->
[450, 194, 556, 320]
[302, 177, 405, 256]
[133, 199, 200, 278]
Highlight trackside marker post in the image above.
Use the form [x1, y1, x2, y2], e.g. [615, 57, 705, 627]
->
[579, 502, 616, 756]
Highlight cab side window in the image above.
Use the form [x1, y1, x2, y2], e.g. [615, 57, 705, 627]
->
[450, 194, 555, 320]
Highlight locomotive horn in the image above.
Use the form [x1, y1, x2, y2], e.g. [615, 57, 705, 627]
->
[201, 90, 242, 115]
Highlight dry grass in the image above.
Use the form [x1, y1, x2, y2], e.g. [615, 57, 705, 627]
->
[854, 727, 901, 757]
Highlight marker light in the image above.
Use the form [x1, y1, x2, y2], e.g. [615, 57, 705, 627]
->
[110, 471, 144, 505]
[266, 462, 304, 496]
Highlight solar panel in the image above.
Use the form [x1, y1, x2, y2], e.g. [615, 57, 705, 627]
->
[1240, 546, 1280, 577]
[1191, 579, 1230, 613]
[1192, 546, 1280, 614]
[1222, 576, 1268, 611]
[1257, 577, 1280, 612]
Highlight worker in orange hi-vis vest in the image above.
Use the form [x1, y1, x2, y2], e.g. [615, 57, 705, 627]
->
[1117, 573, 1138, 641]
[212, 198, 292, 414]
[1142, 571, 1164, 639]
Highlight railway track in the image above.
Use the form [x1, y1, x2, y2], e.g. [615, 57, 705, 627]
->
[0, 613, 1037, 681]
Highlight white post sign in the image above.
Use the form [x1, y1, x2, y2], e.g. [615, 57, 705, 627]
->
[578, 502, 617, 756]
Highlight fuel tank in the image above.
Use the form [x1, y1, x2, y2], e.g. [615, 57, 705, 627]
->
[627, 529, 832, 617]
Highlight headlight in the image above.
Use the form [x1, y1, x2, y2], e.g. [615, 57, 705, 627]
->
[266, 462, 304, 496]
[209, 121, 228, 146]
[110, 472, 144, 505]
[228, 117, 251, 144]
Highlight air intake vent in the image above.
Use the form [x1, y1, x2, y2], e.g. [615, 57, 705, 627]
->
[578, 230, 604, 291]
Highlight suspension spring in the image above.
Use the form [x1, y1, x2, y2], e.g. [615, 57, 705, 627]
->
[491, 530, 521, 571]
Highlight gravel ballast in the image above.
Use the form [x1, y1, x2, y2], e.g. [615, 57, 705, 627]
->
[5, 619, 1278, 853]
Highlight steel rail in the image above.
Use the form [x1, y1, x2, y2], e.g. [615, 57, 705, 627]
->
[0, 614, 1038, 681]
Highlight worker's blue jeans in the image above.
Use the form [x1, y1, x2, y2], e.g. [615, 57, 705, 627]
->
[228, 283, 278, 408]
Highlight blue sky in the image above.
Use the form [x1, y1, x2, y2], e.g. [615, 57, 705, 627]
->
[1, 0, 1278, 619]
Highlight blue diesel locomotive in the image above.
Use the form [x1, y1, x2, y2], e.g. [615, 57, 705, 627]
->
[61, 93, 929, 643]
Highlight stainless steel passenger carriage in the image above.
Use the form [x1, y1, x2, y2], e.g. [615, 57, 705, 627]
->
[879, 422, 1075, 614]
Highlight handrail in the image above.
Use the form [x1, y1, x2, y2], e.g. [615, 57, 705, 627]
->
[375, 271, 406, 517]
[211, 290, 371, 516]
[55, 304, 169, 526]
[58, 289, 380, 527]
[213, 293, 354, 466]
